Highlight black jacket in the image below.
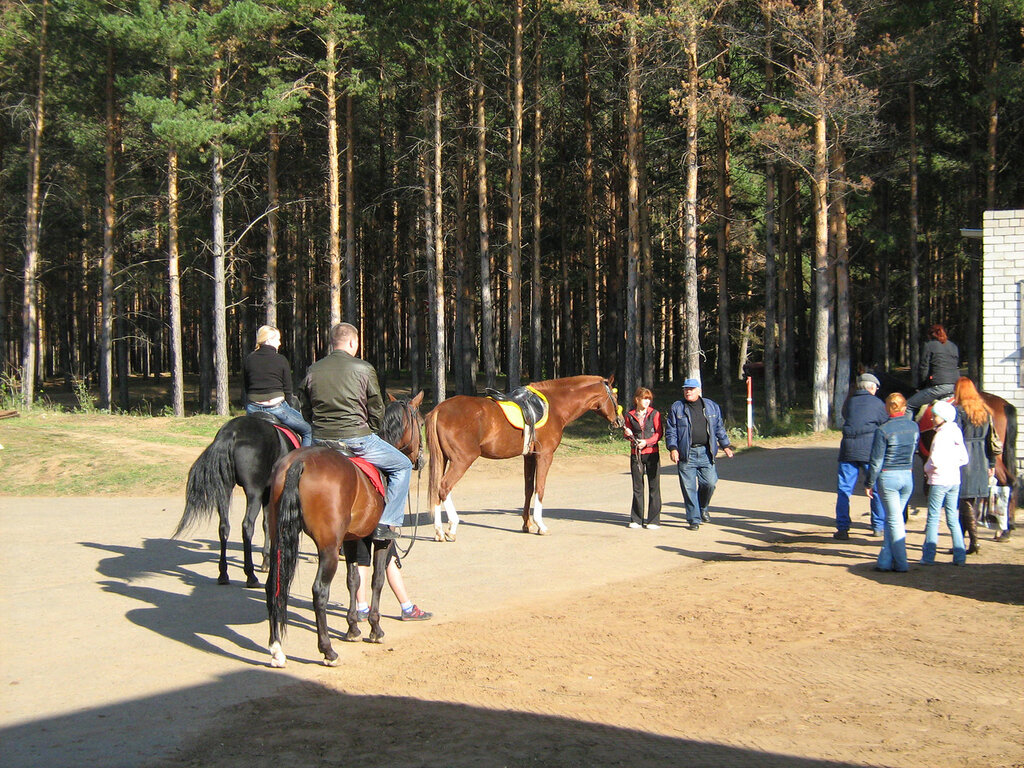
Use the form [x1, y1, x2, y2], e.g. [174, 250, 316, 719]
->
[301, 349, 384, 440]
[242, 344, 294, 403]
[918, 339, 960, 388]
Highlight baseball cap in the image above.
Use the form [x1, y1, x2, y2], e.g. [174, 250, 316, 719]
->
[682, 378, 701, 389]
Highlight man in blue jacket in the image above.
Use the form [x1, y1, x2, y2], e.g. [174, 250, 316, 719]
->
[666, 378, 733, 530]
[834, 373, 888, 540]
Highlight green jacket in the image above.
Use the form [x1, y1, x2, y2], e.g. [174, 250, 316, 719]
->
[301, 349, 383, 440]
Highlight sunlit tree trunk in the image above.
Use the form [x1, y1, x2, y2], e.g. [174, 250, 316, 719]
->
[473, 28, 496, 389]
[21, 0, 47, 408]
[344, 92, 356, 324]
[326, 34, 342, 326]
[508, 0, 524, 386]
[682, 32, 700, 379]
[530, 20, 543, 380]
[810, 0, 830, 432]
[265, 127, 280, 327]
[99, 42, 116, 411]
[211, 63, 229, 416]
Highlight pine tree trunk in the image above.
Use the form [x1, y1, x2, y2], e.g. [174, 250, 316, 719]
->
[345, 92, 356, 324]
[508, 0, 524, 387]
[682, 34, 700, 380]
[473, 29, 496, 389]
[21, 0, 47, 408]
[211, 64, 229, 416]
[432, 84, 446, 402]
[908, 82, 920, 379]
[265, 128, 280, 327]
[326, 35, 342, 326]
[715, 63, 733, 420]
[624, 0, 642, 400]
[810, 0, 829, 432]
[168, 130, 185, 416]
[582, 31, 599, 374]
[530, 22, 543, 381]
[100, 42, 116, 411]
[832, 143, 851, 426]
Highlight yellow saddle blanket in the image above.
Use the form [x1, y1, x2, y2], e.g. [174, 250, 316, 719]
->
[494, 387, 549, 430]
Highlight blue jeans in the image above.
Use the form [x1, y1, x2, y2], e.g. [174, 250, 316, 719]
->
[836, 461, 885, 532]
[905, 384, 954, 419]
[246, 401, 313, 446]
[677, 445, 717, 526]
[335, 433, 411, 528]
[876, 470, 913, 572]
[922, 484, 966, 564]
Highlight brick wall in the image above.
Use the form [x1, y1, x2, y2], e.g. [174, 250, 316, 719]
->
[982, 209, 1023, 462]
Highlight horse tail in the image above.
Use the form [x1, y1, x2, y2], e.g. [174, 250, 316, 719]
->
[426, 408, 443, 506]
[176, 427, 235, 538]
[1003, 402, 1019, 507]
[267, 459, 304, 637]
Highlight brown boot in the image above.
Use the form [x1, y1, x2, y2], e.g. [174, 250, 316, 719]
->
[959, 499, 980, 554]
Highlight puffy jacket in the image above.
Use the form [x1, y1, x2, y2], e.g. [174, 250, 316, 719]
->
[665, 397, 731, 462]
[301, 349, 384, 440]
[865, 416, 920, 487]
[838, 389, 888, 463]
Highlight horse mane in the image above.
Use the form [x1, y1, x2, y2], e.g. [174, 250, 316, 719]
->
[378, 399, 408, 446]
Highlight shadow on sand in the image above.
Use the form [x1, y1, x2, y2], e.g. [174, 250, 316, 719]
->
[2, 669, 882, 768]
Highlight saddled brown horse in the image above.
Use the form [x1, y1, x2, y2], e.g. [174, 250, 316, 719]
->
[265, 392, 424, 668]
[426, 375, 624, 540]
[917, 391, 1017, 552]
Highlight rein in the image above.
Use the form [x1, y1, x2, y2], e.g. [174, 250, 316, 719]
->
[394, 399, 424, 560]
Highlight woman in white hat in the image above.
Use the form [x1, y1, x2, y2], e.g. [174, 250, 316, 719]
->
[920, 399, 969, 565]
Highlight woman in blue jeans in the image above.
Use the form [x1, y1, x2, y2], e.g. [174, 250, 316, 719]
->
[865, 393, 921, 572]
[242, 325, 313, 446]
[920, 400, 969, 565]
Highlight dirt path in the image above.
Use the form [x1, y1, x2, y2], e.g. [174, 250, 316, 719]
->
[2, 440, 1022, 767]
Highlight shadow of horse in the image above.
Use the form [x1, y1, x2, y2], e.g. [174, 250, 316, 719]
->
[81, 538, 358, 665]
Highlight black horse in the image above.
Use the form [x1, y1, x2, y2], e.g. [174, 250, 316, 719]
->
[176, 415, 298, 587]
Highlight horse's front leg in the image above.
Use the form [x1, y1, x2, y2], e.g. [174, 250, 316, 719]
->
[365, 541, 388, 644]
[522, 454, 538, 533]
[530, 452, 554, 535]
[312, 546, 341, 666]
[240, 490, 262, 588]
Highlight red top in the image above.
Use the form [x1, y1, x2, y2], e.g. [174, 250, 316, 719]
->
[624, 408, 663, 456]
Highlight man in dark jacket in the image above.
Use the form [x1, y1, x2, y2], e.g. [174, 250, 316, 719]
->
[834, 373, 888, 540]
[302, 322, 410, 541]
[665, 378, 733, 531]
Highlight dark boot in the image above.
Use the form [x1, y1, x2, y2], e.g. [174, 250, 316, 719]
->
[959, 499, 980, 555]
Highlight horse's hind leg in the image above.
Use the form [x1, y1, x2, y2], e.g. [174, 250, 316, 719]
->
[342, 540, 361, 642]
[365, 542, 388, 644]
[240, 489, 262, 587]
[521, 455, 538, 534]
[217, 505, 231, 585]
[312, 546, 341, 666]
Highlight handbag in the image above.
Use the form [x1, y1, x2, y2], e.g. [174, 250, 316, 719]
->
[988, 415, 1003, 456]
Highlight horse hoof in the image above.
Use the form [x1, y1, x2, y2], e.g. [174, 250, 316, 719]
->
[344, 630, 362, 642]
[245, 578, 260, 589]
[217, 576, 230, 586]
[364, 635, 385, 644]
[269, 643, 286, 668]
[433, 531, 445, 542]
[323, 655, 340, 667]
[536, 528, 550, 536]
[444, 532, 456, 542]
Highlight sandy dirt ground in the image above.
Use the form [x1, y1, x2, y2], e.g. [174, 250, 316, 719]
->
[1, 438, 1022, 768]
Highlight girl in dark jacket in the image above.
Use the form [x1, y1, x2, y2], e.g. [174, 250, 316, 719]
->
[907, 324, 960, 418]
[953, 376, 998, 553]
[242, 325, 312, 446]
[622, 386, 664, 529]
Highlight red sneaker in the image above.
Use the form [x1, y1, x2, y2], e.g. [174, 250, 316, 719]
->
[401, 605, 432, 621]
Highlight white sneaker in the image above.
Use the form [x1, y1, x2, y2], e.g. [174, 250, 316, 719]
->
[628, 522, 642, 529]
[646, 524, 660, 530]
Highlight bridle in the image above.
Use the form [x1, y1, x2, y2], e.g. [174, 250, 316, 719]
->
[395, 398, 424, 559]
[602, 379, 624, 431]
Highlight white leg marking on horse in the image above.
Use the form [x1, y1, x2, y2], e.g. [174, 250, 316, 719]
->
[444, 496, 459, 541]
[433, 503, 446, 542]
[269, 642, 287, 668]
[533, 497, 548, 535]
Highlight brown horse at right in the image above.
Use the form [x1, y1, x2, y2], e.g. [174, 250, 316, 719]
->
[426, 375, 624, 541]
[264, 392, 424, 668]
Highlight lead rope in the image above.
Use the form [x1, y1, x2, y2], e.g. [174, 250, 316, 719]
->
[395, 463, 422, 561]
